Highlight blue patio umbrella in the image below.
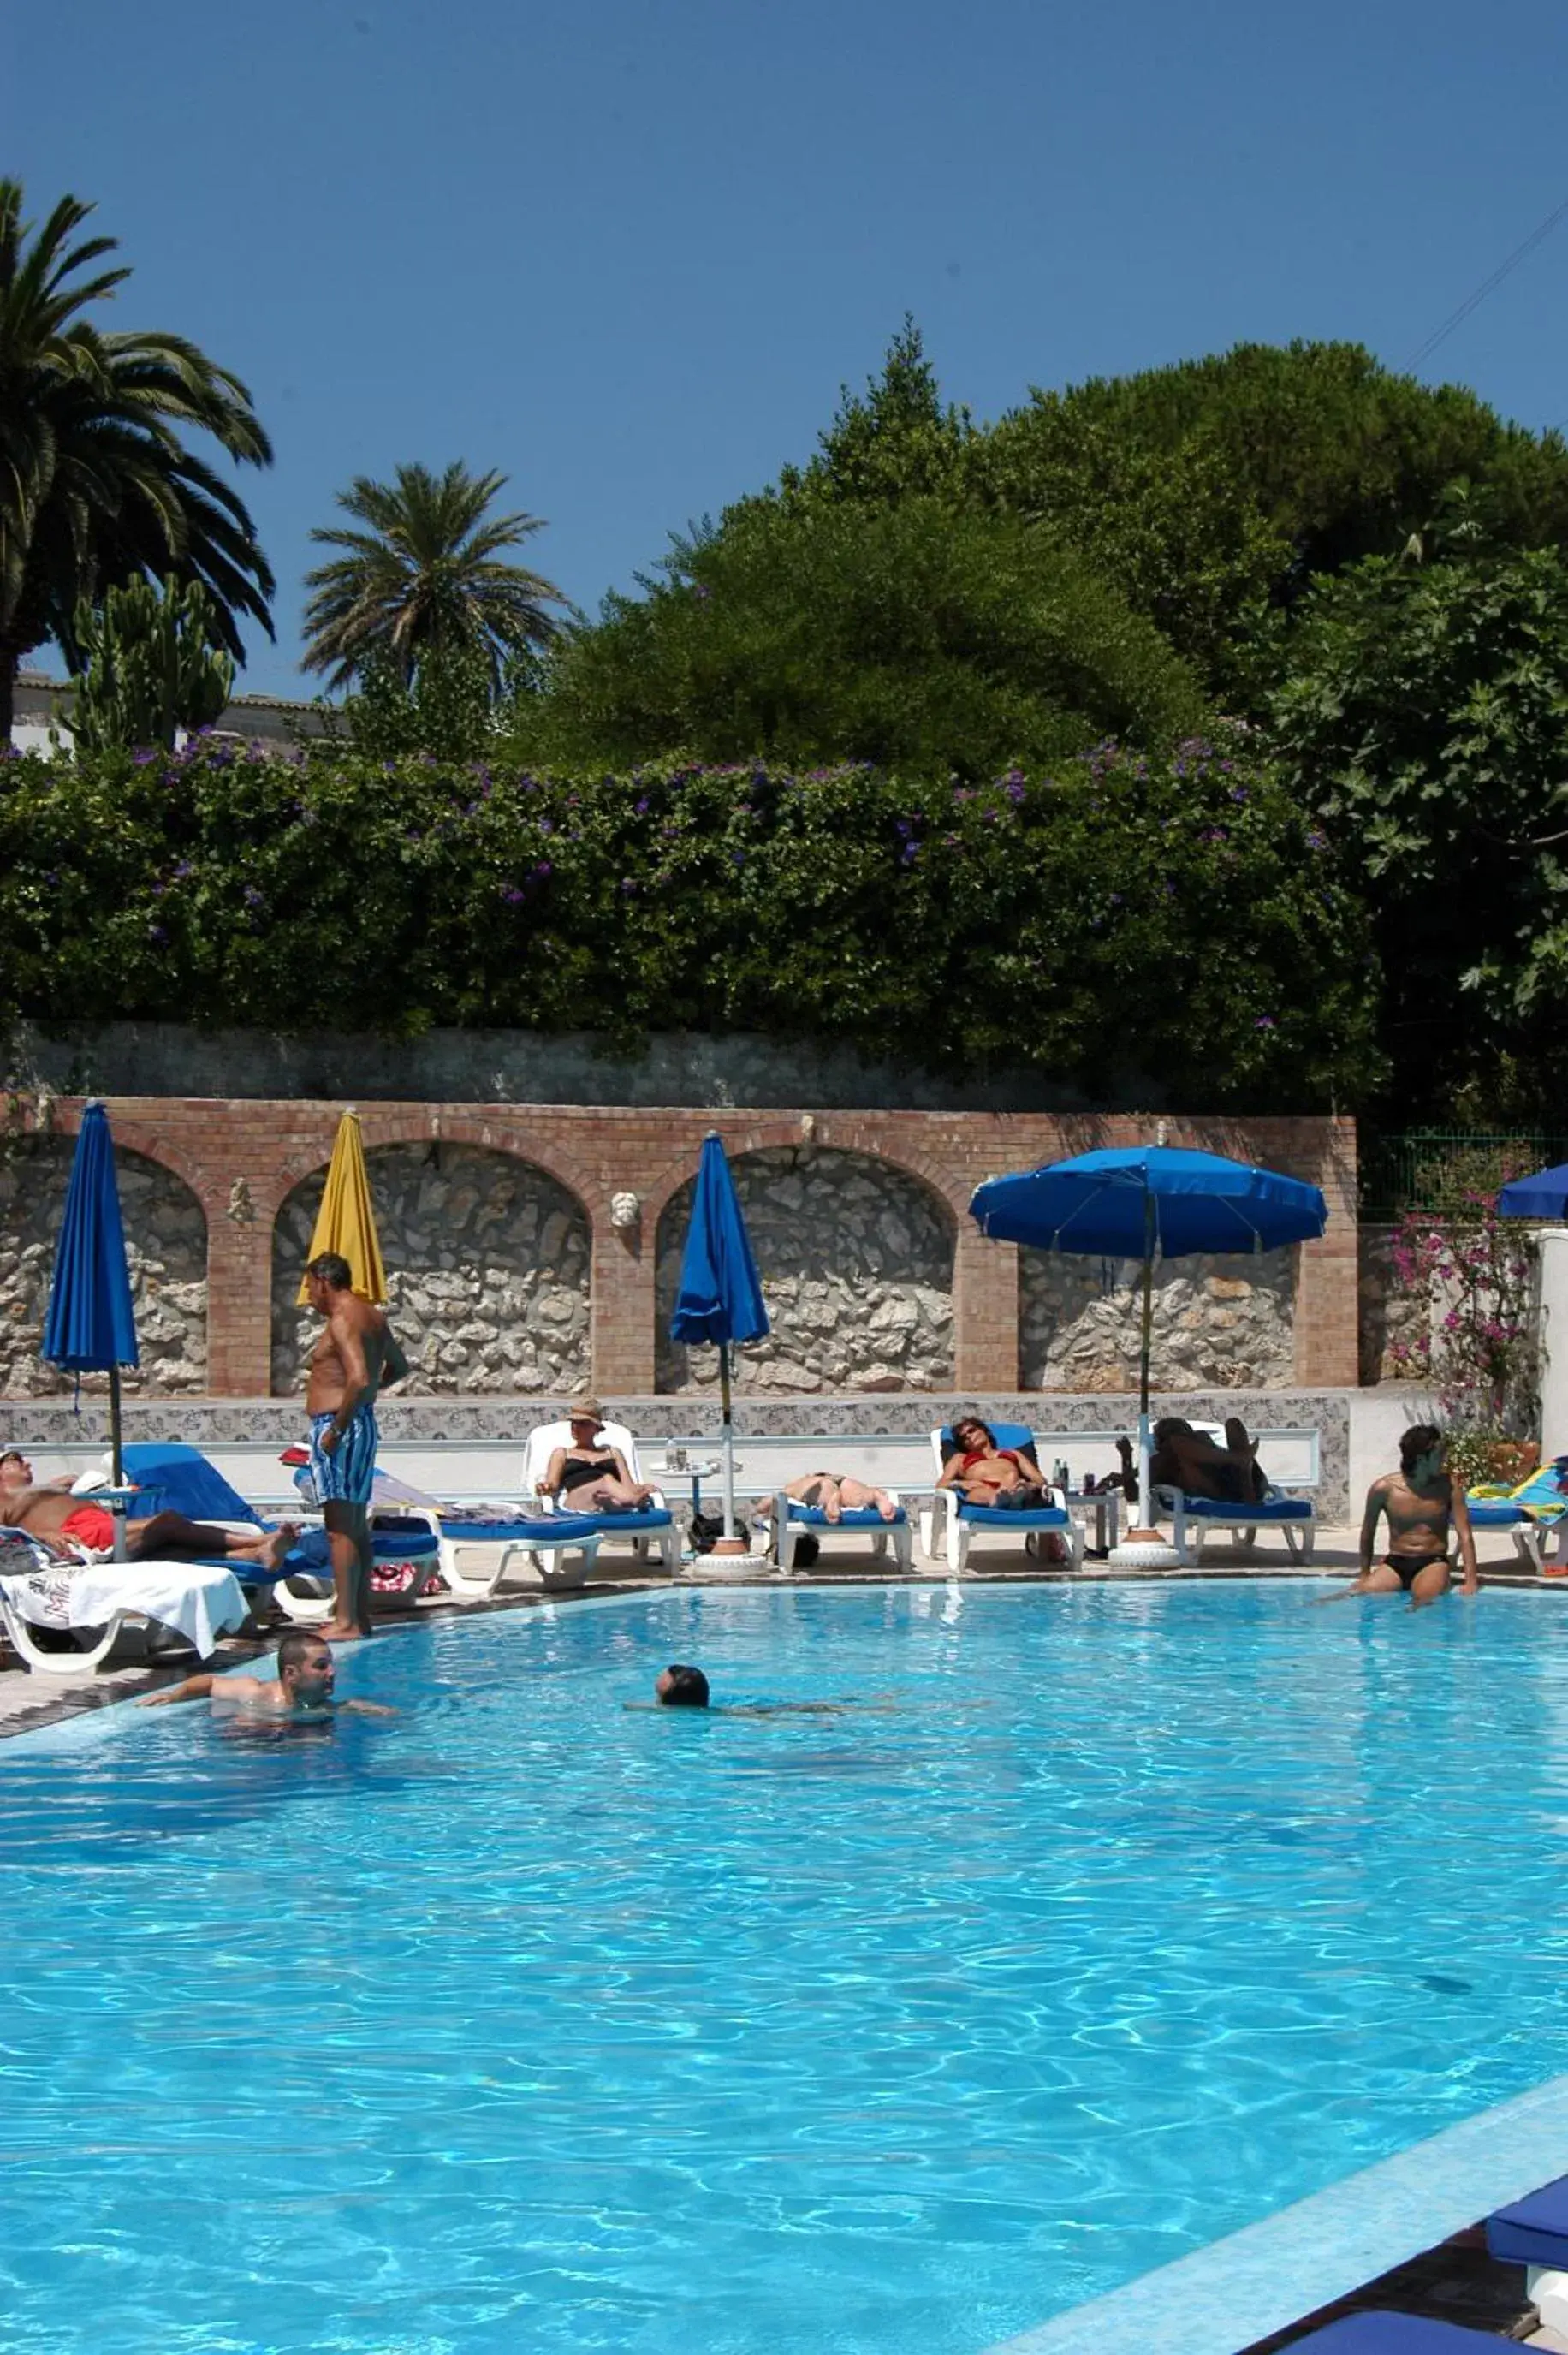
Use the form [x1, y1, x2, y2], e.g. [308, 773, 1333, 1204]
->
[670, 1133, 769, 1542]
[41, 1100, 140, 1541]
[1499, 1163, 1568, 1221]
[971, 1145, 1327, 1552]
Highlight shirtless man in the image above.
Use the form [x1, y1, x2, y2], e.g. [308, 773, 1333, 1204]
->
[784, 1472, 899, 1522]
[139, 1628, 392, 1716]
[1338, 1423, 1479, 1609]
[303, 1251, 410, 1641]
[1148, 1418, 1270, 1503]
[0, 1448, 296, 1572]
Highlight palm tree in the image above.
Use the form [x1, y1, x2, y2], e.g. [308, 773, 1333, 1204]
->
[0, 180, 274, 743]
[302, 461, 568, 692]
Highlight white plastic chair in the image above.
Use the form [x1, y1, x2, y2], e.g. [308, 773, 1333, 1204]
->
[920, 1424, 1084, 1576]
[519, 1420, 679, 1578]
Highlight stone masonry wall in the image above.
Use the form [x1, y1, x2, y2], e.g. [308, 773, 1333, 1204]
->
[1019, 1247, 1296, 1390]
[655, 1146, 955, 1393]
[270, 1143, 591, 1396]
[0, 1138, 207, 1395]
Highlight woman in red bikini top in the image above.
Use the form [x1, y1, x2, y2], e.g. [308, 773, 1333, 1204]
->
[937, 1418, 1038, 1503]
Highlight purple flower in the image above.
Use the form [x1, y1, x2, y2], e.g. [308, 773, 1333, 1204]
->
[1230, 785, 1249, 803]
[1005, 778, 1026, 806]
[243, 885, 264, 912]
[538, 818, 554, 836]
[635, 796, 650, 816]
[172, 860, 193, 879]
[147, 921, 167, 943]
[533, 859, 553, 878]
[731, 851, 745, 867]
[620, 877, 638, 894]
[131, 748, 157, 766]
[45, 870, 60, 886]
[1254, 1015, 1276, 1030]
[501, 885, 526, 906]
[1306, 828, 1328, 851]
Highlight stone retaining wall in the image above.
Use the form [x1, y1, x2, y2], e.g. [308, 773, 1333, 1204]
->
[270, 1143, 591, 1396]
[1020, 1247, 1295, 1391]
[654, 1147, 954, 1393]
[0, 1138, 207, 1395]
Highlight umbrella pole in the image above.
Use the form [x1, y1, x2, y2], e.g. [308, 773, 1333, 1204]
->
[719, 1341, 737, 1542]
[1110, 1189, 1184, 1567]
[109, 1363, 128, 1562]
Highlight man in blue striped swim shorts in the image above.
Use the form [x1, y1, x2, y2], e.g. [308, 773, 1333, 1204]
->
[304, 1252, 410, 1639]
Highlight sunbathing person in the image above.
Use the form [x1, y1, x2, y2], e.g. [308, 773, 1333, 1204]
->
[1148, 1417, 1270, 1504]
[937, 1418, 1047, 1506]
[140, 1630, 393, 1716]
[0, 1470, 297, 1573]
[540, 1399, 655, 1513]
[784, 1473, 899, 1522]
[1331, 1423, 1479, 1609]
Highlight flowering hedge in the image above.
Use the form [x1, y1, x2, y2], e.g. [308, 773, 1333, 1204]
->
[0, 734, 1381, 1108]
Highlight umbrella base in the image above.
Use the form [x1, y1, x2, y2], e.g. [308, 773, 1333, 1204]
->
[682, 1551, 773, 1581]
[1108, 1526, 1186, 1570]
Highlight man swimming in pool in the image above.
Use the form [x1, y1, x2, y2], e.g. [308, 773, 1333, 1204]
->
[139, 1629, 394, 1716]
[641, 1664, 865, 1716]
[1338, 1424, 1479, 1609]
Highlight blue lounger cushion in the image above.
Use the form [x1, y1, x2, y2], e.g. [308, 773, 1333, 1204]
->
[1288, 2315, 1513, 2349]
[1464, 1500, 1531, 1530]
[440, 1514, 618, 1543]
[787, 1504, 906, 1529]
[1488, 2168, 1568, 2266]
[123, 1441, 259, 1526]
[956, 1502, 1070, 1530]
[202, 1526, 442, 1588]
[1172, 1493, 1313, 1521]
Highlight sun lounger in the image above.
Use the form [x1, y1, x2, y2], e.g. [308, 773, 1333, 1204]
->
[425, 1511, 604, 1597]
[1488, 2166, 1568, 2334]
[1147, 1420, 1317, 1565]
[921, 1424, 1084, 1576]
[769, 1491, 913, 1574]
[0, 1531, 248, 1674]
[519, 1420, 679, 1578]
[1464, 1460, 1568, 1572]
[1286, 2316, 1520, 2348]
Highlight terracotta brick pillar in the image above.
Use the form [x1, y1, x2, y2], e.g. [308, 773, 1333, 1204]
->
[1292, 1119, 1360, 1387]
[954, 1228, 1018, 1392]
[205, 1212, 276, 1397]
[592, 1217, 656, 1394]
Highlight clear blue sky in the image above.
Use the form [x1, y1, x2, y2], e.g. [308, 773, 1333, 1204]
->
[15, 0, 1568, 697]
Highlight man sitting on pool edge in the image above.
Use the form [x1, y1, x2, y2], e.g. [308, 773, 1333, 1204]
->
[1337, 1424, 1480, 1609]
[140, 1630, 395, 1716]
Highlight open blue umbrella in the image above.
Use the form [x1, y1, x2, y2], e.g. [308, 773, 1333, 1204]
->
[670, 1133, 769, 1543]
[971, 1145, 1327, 1555]
[42, 1101, 140, 1535]
[1499, 1163, 1568, 1220]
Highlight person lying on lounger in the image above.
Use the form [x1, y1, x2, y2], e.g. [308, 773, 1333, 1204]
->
[539, 1399, 655, 1512]
[140, 1630, 394, 1715]
[1148, 1417, 1270, 1504]
[784, 1473, 899, 1522]
[1327, 1424, 1479, 1609]
[0, 1460, 298, 1573]
[937, 1418, 1048, 1507]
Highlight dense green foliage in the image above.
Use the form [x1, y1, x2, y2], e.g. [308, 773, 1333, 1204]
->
[0, 180, 272, 739]
[512, 497, 1204, 779]
[69, 577, 235, 752]
[1266, 539, 1568, 1121]
[303, 461, 568, 691]
[0, 738, 1378, 1109]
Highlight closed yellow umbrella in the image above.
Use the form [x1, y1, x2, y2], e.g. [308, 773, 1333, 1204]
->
[296, 1110, 388, 1304]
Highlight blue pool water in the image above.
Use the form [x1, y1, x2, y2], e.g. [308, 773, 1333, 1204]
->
[3, 1579, 1568, 2355]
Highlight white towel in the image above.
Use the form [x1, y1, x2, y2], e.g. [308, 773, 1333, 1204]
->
[0, 1556, 247, 1658]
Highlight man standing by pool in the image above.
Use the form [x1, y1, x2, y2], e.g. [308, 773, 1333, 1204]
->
[304, 1252, 409, 1642]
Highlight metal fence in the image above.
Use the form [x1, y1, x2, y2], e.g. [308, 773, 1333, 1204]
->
[1359, 1131, 1568, 1220]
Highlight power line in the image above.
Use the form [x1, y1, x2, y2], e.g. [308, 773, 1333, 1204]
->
[1405, 193, 1568, 372]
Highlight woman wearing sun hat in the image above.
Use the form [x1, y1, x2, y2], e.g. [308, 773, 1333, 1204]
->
[539, 1399, 656, 1513]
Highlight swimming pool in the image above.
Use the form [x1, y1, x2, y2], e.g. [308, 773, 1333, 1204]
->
[3, 1580, 1567, 2355]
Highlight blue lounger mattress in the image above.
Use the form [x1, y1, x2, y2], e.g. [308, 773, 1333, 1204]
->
[1290, 2317, 1512, 2349]
[1464, 1500, 1532, 1530]
[438, 1514, 611, 1544]
[1173, 1493, 1313, 1520]
[955, 1502, 1070, 1529]
[787, 1505, 906, 1529]
[1488, 2168, 1568, 2265]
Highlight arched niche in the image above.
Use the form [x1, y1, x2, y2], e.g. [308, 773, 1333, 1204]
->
[270, 1141, 591, 1396]
[654, 1145, 955, 1395]
[1018, 1246, 1295, 1391]
[0, 1136, 208, 1396]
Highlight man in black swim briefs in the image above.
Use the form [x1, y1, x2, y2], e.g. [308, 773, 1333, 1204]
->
[1339, 1424, 1479, 1609]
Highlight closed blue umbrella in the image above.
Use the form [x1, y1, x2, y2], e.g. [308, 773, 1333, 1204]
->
[670, 1133, 769, 1542]
[971, 1145, 1327, 1554]
[1499, 1163, 1568, 1221]
[42, 1101, 140, 1543]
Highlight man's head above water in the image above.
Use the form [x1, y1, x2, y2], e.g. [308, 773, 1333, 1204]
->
[276, 1629, 336, 1709]
[655, 1663, 710, 1709]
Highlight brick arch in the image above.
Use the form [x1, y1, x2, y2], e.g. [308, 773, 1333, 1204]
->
[349, 1115, 603, 1226]
[640, 1123, 967, 1238]
[268, 1139, 593, 1397]
[0, 1131, 209, 1397]
[48, 1103, 213, 1215]
[653, 1141, 957, 1395]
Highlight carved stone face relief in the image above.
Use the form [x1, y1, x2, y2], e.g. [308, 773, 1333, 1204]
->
[609, 1191, 641, 1230]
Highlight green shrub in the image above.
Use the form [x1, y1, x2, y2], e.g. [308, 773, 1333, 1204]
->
[0, 735, 1381, 1108]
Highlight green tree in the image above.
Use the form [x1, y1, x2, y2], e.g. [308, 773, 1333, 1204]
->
[516, 495, 1204, 778]
[68, 575, 235, 751]
[1265, 541, 1568, 1120]
[302, 461, 569, 693]
[775, 316, 972, 509]
[341, 639, 496, 762]
[0, 180, 274, 743]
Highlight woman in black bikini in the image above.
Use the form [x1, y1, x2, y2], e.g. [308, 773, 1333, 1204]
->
[1340, 1423, 1480, 1609]
[541, 1401, 655, 1513]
